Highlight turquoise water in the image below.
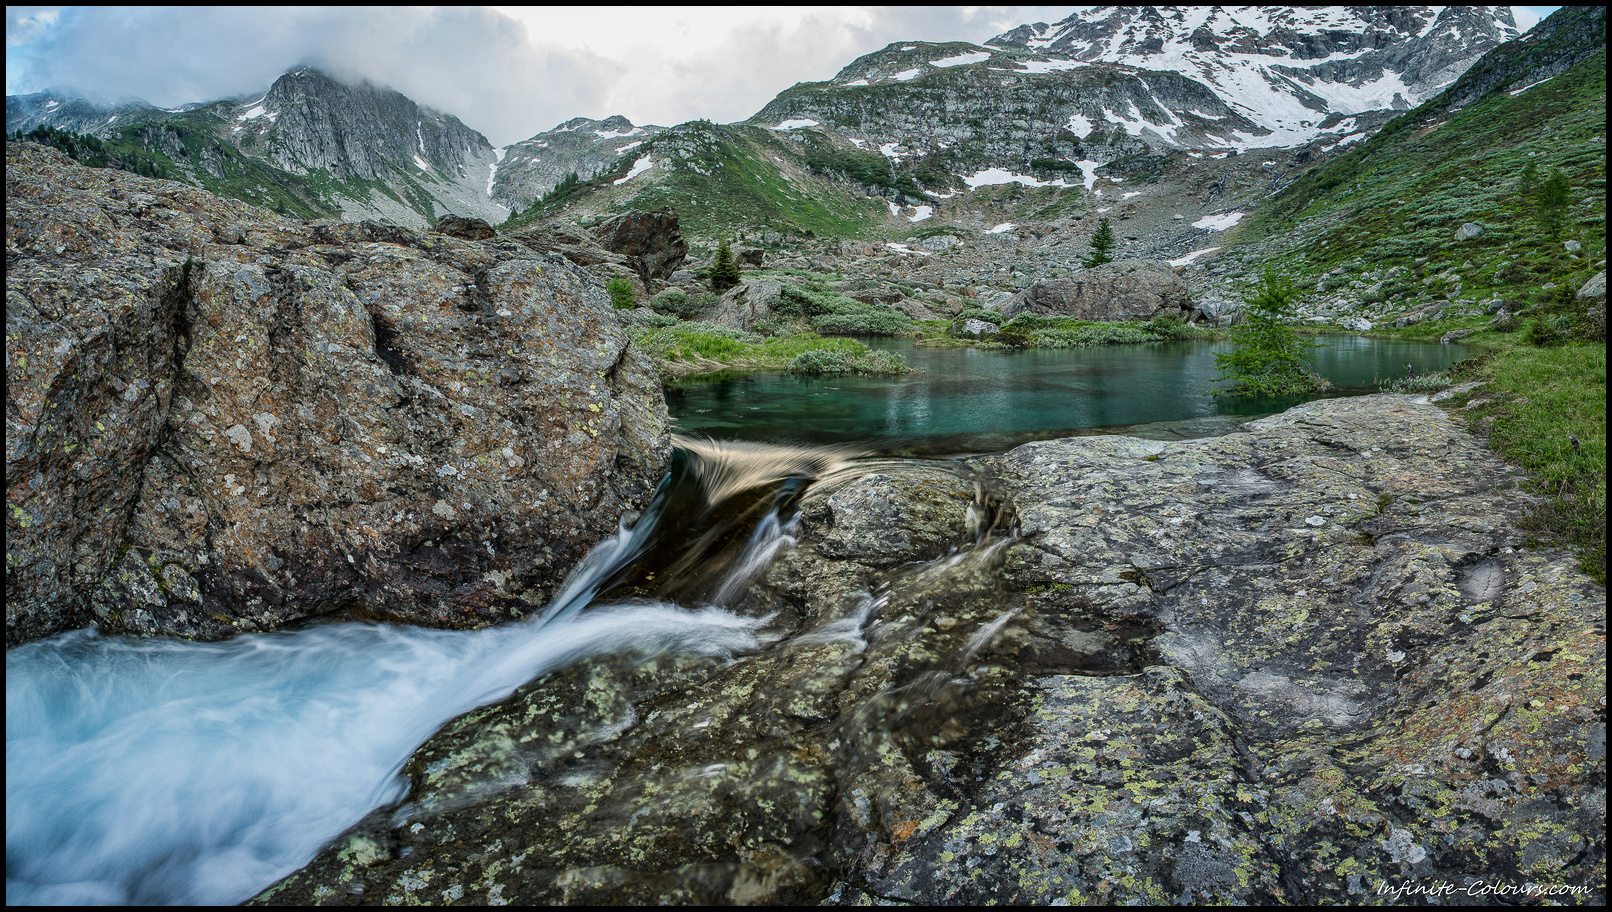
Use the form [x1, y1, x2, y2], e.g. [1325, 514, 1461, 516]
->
[667, 337, 1473, 453]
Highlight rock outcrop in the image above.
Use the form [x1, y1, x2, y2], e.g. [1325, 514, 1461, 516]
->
[433, 215, 496, 240]
[253, 394, 1605, 905]
[511, 209, 689, 296]
[589, 208, 689, 284]
[706, 278, 785, 333]
[5, 143, 671, 646]
[1003, 258, 1192, 321]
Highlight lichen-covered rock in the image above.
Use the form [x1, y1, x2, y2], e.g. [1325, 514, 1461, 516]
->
[5, 142, 671, 645]
[1002, 258, 1193, 321]
[433, 215, 495, 240]
[253, 394, 1602, 906]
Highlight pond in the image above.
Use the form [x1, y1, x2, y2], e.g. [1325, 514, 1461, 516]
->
[667, 336, 1474, 454]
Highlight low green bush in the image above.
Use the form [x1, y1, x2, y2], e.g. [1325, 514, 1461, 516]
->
[650, 287, 716, 320]
[607, 275, 637, 310]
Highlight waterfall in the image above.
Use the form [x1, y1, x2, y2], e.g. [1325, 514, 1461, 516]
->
[5, 437, 870, 907]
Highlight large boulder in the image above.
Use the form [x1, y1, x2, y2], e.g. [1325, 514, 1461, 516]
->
[432, 214, 495, 240]
[5, 142, 671, 646]
[704, 278, 785, 333]
[1002, 258, 1192, 321]
[589, 208, 689, 283]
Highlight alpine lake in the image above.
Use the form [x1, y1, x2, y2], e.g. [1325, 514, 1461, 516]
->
[666, 335, 1476, 454]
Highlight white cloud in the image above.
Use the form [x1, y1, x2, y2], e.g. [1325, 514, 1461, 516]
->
[6, 6, 1067, 147]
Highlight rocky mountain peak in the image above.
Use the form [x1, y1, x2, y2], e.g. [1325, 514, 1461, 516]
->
[492, 114, 665, 211]
[985, 6, 1521, 144]
[252, 65, 491, 182]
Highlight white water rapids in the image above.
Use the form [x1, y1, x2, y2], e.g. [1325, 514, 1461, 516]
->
[5, 440, 851, 906]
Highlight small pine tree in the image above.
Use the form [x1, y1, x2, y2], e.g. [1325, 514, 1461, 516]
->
[1082, 219, 1116, 268]
[709, 238, 741, 293]
[1212, 269, 1320, 397]
[1536, 168, 1571, 239]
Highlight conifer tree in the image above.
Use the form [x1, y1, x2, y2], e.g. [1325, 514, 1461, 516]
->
[1212, 268, 1320, 397]
[709, 238, 741, 293]
[1536, 167, 1571, 239]
[1082, 218, 1116, 268]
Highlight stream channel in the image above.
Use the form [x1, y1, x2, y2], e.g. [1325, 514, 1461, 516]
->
[6, 336, 1470, 904]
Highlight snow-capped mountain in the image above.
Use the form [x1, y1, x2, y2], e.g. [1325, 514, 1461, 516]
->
[491, 115, 664, 212]
[7, 7, 1530, 235]
[986, 6, 1521, 148]
[753, 6, 1521, 172]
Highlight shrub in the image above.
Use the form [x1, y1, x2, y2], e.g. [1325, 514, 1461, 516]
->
[1525, 316, 1565, 347]
[606, 275, 636, 310]
[790, 349, 850, 374]
[1379, 370, 1455, 393]
[812, 309, 911, 336]
[955, 308, 1006, 324]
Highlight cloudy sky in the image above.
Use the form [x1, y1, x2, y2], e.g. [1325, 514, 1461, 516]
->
[7, 6, 1558, 148]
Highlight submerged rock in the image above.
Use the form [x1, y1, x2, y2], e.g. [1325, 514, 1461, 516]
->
[5, 143, 671, 645]
[252, 395, 1606, 905]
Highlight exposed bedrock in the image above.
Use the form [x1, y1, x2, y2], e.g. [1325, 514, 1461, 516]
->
[255, 395, 1604, 905]
[6, 143, 671, 645]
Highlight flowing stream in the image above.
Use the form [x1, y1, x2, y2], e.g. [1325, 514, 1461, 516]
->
[5, 439, 870, 906]
[7, 336, 1469, 904]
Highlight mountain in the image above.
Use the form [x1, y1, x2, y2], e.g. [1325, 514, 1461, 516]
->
[987, 6, 1520, 145]
[518, 6, 1524, 242]
[6, 7, 1529, 241]
[491, 115, 665, 212]
[8, 67, 508, 227]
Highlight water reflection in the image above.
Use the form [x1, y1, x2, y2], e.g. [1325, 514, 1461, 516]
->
[667, 337, 1472, 454]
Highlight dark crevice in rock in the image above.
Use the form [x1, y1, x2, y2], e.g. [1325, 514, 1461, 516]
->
[369, 310, 413, 377]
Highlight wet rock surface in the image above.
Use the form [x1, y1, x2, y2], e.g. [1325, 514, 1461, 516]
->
[255, 395, 1604, 905]
[6, 143, 671, 645]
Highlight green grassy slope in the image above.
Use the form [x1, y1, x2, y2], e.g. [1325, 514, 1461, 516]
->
[1224, 7, 1606, 581]
[502, 121, 889, 241]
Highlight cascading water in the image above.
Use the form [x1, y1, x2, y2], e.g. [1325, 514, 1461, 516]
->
[5, 437, 872, 906]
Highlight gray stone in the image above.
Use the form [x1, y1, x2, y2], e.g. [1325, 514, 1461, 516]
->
[705, 278, 785, 333]
[1341, 316, 1373, 332]
[1002, 259, 1192, 321]
[589, 208, 690, 283]
[432, 215, 495, 240]
[6, 142, 671, 646]
[1455, 222, 1485, 241]
[257, 396, 1605, 906]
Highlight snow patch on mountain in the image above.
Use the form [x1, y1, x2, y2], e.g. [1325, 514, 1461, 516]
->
[932, 50, 991, 68]
[1193, 212, 1244, 231]
[963, 168, 1075, 189]
[613, 156, 654, 185]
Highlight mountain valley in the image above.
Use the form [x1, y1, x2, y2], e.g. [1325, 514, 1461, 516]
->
[5, 5, 1606, 907]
